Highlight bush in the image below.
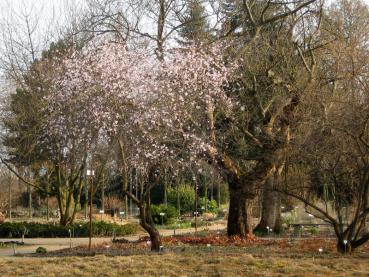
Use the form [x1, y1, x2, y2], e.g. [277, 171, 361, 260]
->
[217, 183, 229, 205]
[199, 198, 218, 213]
[92, 221, 139, 237]
[167, 184, 195, 213]
[36, 247, 47, 254]
[0, 222, 139, 238]
[150, 204, 178, 225]
[308, 226, 319, 235]
[191, 220, 209, 228]
[217, 208, 227, 219]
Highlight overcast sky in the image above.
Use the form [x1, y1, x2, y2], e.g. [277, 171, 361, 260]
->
[0, 0, 87, 84]
[0, 0, 368, 85]
[0, 0, 85, 38]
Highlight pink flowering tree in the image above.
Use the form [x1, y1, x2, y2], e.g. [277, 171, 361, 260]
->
[47, 40, 233, 250]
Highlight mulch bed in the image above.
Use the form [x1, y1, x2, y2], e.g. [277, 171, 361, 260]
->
[21, 232, 369, 258]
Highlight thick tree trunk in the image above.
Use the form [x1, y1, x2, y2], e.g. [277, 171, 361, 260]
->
[212, 147, 275, 238]
[58, 188, 81, 226]
[60, 214, 72, 226]
[146, 224, 161, 251]
[335, 227, 369, 254]
[337, 239, 353, 254]
[254, 175, 282, 233]
[59, 201, 72, 226]
[227, 188, 254, 236]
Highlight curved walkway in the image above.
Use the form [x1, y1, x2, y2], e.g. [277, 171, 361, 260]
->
[0, 224, 225, 257]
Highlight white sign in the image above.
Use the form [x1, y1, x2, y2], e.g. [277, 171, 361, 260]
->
[99, 210, 104, 214]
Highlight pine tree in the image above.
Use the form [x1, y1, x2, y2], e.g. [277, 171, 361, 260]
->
[178, 0, 211, 45]
[221, 0, 243, 35]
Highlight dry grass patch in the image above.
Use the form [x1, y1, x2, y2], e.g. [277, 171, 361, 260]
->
[0, 251, 368, 277]
[1, 234, 368, 276]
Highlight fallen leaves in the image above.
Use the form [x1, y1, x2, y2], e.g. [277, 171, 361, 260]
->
[162, 234, 261, 246]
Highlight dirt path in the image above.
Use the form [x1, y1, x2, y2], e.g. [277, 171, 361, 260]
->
[0, 224, 226, 257]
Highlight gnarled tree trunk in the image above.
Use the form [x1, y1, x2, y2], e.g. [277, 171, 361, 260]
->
[227, 188, 254, 236]
[336, 239, 352, 254]
[254, 173, 282, 233]
[222, 156, 275, 237]
[139, 199, 161, 252]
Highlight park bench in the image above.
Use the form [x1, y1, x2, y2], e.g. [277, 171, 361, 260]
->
[289, 223, 332, 228]
[0, 241, 24, 246]
[289, 223, 332, 236]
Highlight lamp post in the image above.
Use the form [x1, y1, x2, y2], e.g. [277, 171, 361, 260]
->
[84, 167, 88, 220]
[8, 174, 12, 220]
[99, 210, 104, 221]
[193, 175, 198, 234]
[120, 211, 125, 222]
[159, 212, 166, 225]
[101, 173, 105, 218]
[87, 169, 95, 251]
[343, 240, 348, 253]
[39, 167, 48, 221]
[68, 229, 72, 250]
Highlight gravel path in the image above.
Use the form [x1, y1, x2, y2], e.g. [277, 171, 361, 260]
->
[0, 224, 226, 257]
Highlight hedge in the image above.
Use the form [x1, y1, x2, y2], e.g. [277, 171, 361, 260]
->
[167, 184, 196, 213]
[0, 221, 140, 238]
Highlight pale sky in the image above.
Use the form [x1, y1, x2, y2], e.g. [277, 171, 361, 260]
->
[0, 0, 368, 85]
[0, 0, 87, 84]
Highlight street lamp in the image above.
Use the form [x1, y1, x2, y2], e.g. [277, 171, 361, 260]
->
[193, 175, 198, 234]
[343, 240, 348, 253]
[119, 211, 125, 222]
[159, 212, 166, 225]
[99, 210, 104, 221]
[68, 229, 72, 250]
[39, 167, 48, 221]
[87, 169, 95, 251]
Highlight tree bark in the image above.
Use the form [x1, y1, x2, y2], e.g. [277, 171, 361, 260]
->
[139, 201, 161, 252]
[219, 156, 275, 237]
[60, 214, 72, 226]
[58, 185, 83, 226]
[254, 174, 282, 233]
[337, 239, 352, 254]
[227, 187, 254, 236]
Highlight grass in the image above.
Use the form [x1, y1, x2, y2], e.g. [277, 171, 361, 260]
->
[157, 217, 216, 230]
[0, 242, 9, 249]
[0, 251, 368, 276]
[158, 219, 210, 230]
[1, 235, 369, 277]
[158, 220, 192, 230]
